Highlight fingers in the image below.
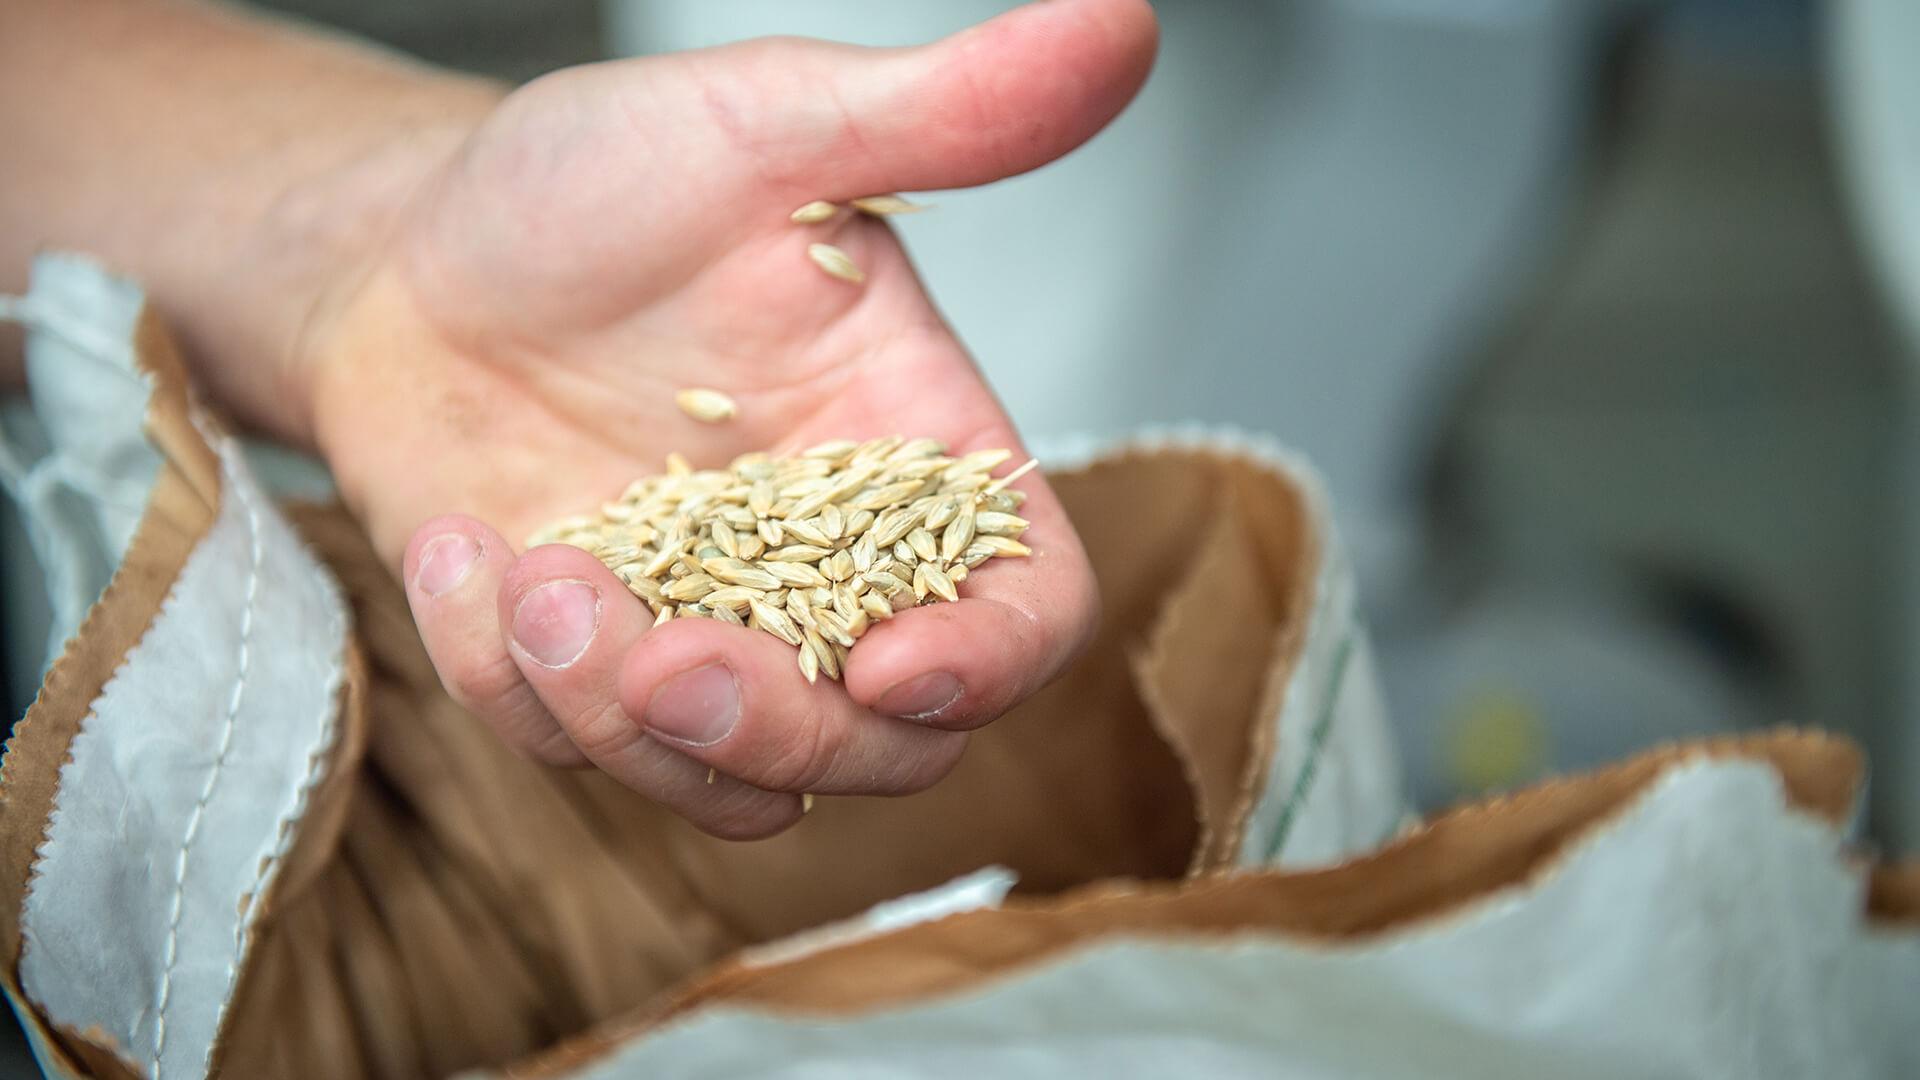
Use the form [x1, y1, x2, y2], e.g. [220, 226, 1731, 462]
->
[855, 0, 1160, 191]
[693, 0, 1160, 197]
[407, 518, 977, 838]
[404, 516, 588, 767]
[615, 619, 970, 796]
[842, 468, 1100, 731]
[498, 544, 805, 839]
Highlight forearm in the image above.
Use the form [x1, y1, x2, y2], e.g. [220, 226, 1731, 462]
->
[0, 0, 503, 442]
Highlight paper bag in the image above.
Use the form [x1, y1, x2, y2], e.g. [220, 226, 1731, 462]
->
[2, 255, 1913, 1080]
[0, 255, 1403, 1077]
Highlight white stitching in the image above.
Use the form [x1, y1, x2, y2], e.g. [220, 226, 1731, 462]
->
[149, 450, 264, 1078]
[198, 471, 347, 1077]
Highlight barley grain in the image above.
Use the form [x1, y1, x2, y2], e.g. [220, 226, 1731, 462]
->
[664, 575, 718, 602]
[783, 518, 833, 547]
[750, 600, 805, 646]
[924, 497, 960, 531]
[675, 388, 738, 424]
[803, 439, 860, 460]
[850, 194, 925, 216]
[951, 448, 1013, 475]
[807, 243, 865, 284]
[922, 564, 959, 603]
[790, 200, 839, 224]
[941, 502, 976, 562]
[970, 535, 1032, 558]
[814, 610, 855, 648]
[851, 533, 878, 572]
[976, 511, 1030, 537]
[704, 586, 763, 614]
[764, 561, 830, 588]
[531, 436, 1036, 679]
[806, 629, 840, 680]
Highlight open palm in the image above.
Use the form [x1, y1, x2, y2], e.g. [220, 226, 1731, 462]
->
[302, 0, 1158, 837]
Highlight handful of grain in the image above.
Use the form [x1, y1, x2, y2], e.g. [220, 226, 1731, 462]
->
[526, 437, 1037, 683]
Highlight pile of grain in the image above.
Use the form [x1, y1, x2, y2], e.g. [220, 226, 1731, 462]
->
[528, 438, 1035, 682]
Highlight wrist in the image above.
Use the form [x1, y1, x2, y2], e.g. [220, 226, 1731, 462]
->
[193, 79, 501, 448]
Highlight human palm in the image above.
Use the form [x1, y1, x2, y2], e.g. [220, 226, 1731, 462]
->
[302, 1, 1158, 837]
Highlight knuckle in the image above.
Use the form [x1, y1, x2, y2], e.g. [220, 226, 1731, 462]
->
[890, 726, 967, 787]
[882, 731, 969, 795]
[558, 699, 644, 760]
[516, 723, 588, 768]
[467, 679, 567, 760]
[439, 647, 528, 714]
[685, 788, 799, 841]
[753, 704, 846, 793]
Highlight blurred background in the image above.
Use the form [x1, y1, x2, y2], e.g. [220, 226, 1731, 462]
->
[7, 1, 1918, 1072]
[6, 0, 1915, 843]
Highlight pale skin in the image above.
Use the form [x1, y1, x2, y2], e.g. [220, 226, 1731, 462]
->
[0, 0, 1159, 837]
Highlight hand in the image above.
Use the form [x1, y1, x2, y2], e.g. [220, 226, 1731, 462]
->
[298, 1, 1158, 837]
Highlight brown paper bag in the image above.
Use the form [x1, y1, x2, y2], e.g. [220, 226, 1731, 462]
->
[1, 258, 1911, 1080]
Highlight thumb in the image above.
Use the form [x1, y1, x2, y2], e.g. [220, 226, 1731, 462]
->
[683, 0, 1160, 198]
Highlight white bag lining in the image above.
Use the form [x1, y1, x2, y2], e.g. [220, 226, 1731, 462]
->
[148, 446, 266, 1068]
[497, 762, 1920, 1080]
[18, 436, 348, 1080]
[7, 257, 350, 1079]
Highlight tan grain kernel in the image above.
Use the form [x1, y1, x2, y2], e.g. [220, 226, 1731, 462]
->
[790, 200, 839, 224]
[675, 388, 737, 424]
[807, 243, 865, 284]
[850, 194, 925, 216]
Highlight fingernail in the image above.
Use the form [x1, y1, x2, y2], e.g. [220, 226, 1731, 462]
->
[877, 671, 964, 721]
[511, 580, 600, 668]
[645, 663, 740, 747]
[416, 533, 480, 597]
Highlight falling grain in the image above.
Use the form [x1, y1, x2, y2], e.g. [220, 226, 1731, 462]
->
[850, 194, 925, 216]
[790, 200, 839, 224]
[807, 243, 865, 284]
[675, 388, 738, 424]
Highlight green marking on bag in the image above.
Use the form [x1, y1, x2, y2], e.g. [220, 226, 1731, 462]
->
[1264, 630, 1354, 861]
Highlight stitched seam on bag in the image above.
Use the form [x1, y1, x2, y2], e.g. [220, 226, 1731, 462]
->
[150, 454, 264, 1077]
[200, 513, 348, 1078]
